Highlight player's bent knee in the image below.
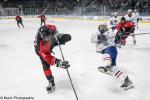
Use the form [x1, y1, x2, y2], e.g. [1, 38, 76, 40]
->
[103, 54, 112, 67]
[61, 34, 71, 44]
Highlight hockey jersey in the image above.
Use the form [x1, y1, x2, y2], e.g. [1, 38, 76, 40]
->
[124, 14, 135, 22]
[109, 16, 120, 27]
[117, 21, 135, 32]
[91, 31, 116, 53]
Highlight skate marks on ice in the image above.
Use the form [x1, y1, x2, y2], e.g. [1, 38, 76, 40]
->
[51, 74, 79, 93]
[56, 79, 75, 91]
[103, 79, 141, 100]
[97, 67, 139, 100]
[0, 79, 44, 96]
[0, 42, 16, 52]
[0, 43, 9, 50]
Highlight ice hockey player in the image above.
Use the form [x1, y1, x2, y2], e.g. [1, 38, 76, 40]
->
[109, 12, 120, 31]
[125, 9, 140, 29]
[37, 15, 46, 26]
[115, 16, 136, 47]
[132, 9, 140, 29]
[91, 24, 134, 90]
[15, 15, 24, 28]
[34, 24, 71, 93]
[124, 9, 135, 22]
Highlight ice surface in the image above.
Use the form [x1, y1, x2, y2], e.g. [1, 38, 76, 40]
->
[0, 19, 150, 100]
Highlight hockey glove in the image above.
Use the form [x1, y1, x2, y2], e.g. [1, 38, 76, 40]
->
[97, 34, 107, 43]
[120, 27, 125, 33]
[97, 34, 103, 43]
[114, 34, 121, 44]
[130, 28, 135, 33]
[55, 59, 70, 69]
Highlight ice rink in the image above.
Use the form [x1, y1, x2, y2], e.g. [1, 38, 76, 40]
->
[0, 18, 150, 100]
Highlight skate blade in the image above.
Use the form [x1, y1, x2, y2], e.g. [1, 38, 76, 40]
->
[47, 87, 56, 94]
[123, 85, 134, 90]
[98, 67, 112, 76]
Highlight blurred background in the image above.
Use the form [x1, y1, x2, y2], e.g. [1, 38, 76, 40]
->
[0, 0, 149, 16]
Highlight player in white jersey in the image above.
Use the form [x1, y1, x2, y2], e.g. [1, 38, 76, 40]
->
[91, 24, 134, 90]
[109, 12, 120, 31]
[133, 9, 140, 29]
[124, 9, 137, 45]
[124, 9, 135, 22]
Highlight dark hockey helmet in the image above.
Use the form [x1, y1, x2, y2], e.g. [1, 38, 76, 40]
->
[39, 24, 57, 39]
[121, 17, 126, 24]
[121, 17, 126, 21]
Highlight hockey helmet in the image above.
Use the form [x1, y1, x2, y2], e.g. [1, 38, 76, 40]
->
[98, 23, 108, 34]
[114, 12, 118, 18]
[114, 12, 118, 16]
[121, 17, 126, 22]
[128, 9, 132, 14]
[39, 24, 57, 39]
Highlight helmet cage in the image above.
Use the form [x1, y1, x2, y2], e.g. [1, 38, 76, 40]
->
[98, 24, 108, 34]
[39, 26, 56, 40]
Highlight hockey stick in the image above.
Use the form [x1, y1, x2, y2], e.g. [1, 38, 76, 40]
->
[121, 32, 150, 37]
[137, 23, 139, 29]
[130, 32, 150, 36]
[108, 32, 150, 39]
[55, 36, 79, 100]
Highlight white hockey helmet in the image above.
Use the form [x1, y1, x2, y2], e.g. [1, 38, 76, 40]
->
[128, 9, 132, 14]
[114, 12, 118, 15]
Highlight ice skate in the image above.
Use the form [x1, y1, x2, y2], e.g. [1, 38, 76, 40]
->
[98, 66, 112, 76]
[46, 80, 56, 93]
[120, 76, 134, 90]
